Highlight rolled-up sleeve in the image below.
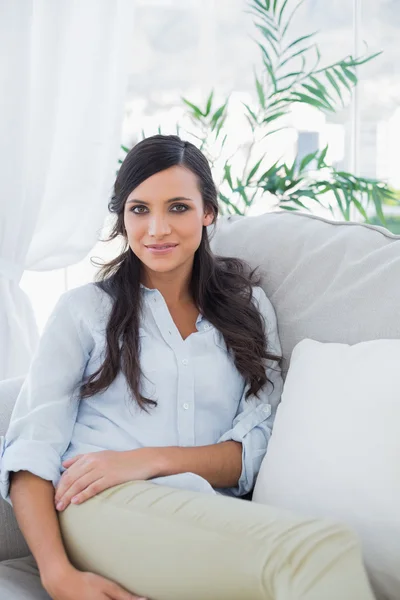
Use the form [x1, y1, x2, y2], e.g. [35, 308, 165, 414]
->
[217, 287, 283, 497]
[0, 292, 90, 504]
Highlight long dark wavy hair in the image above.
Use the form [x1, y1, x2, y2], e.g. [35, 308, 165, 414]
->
[81, 134, 282, 410]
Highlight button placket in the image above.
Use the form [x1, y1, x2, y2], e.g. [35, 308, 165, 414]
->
[176, 347, 195, 446]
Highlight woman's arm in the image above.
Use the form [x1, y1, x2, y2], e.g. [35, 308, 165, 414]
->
[54, 442, 242, 510]
[10, 471, 71, 582]
[0, 291, 90, 504]
[10, 471, 145, 600]
[155, 441, 243, 488]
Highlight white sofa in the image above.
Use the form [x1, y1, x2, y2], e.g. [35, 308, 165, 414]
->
[1, 210, 400, 597]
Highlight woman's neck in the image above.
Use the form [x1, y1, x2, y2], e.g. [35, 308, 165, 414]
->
[142, 268, 193, 306]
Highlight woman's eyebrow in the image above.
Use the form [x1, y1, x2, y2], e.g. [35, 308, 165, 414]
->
[126, 196, 194, 205]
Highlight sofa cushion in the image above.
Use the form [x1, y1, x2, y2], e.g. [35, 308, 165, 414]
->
[212, 211, 400, 379]
[253, 337, 400, 600]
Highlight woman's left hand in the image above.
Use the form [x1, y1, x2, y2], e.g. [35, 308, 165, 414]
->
[54, 448, 162, 511]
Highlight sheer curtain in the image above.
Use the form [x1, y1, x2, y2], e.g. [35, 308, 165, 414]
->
[0, 0, 135, 379]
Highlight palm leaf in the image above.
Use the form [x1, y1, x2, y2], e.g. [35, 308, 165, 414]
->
[255, 75, 266, 108]
[325, 70, 344, 104]
[282, 0, 306, 37]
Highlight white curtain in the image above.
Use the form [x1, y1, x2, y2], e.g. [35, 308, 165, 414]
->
[0, 0, 135, 379]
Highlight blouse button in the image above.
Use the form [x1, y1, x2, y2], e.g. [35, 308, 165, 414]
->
[183, 403, 189, 410]
[182, 359, 188, 366]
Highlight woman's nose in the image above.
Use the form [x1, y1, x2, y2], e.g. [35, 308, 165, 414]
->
[148, 215, 171, 237]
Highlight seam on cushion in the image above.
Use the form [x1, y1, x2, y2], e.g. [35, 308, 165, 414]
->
[224, 211, 400, 241]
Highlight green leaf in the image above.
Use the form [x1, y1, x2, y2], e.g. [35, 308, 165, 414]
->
[256, 25, 280, 56]
[265, 62, 278, 92]
[278, 0, 290, 25]
[257, 42, 274, 70]
[285, 32, 318, 52]
[246, 158, 264, 185]
[290, 91, 333, 111]
[347, 51, 382, 67]
[245, 114, 256, 132]
[182, 97, 204, 117]
[218, 192, 243, 215]
[253, 0, 270, 12]
[121, 144, 130, 153]
[351, 196, 369, 221]
[205, 91, 214, 116]
[249, 5, 279, 31]
[255, 75, 266, 109]
[262, 111, 287, 124]
[256, 24, 279, 44]
[372, 188, 387, 225]
[309, 75, 333, 98]
[333, 67, 352, 91]
[282, 0, 306, 37]
[284, 160, 296, 179]
[224, 164, 233, 189]
[301, 83, 333, 109]
[268, 96, 292, 109]
[286, 196, 310, 210]
[215, 114, 227, 137]
[259, 160, 280, 182]
[328, 185, 345, 215]
[342, 66, 357, 85]
[325, 70, 343, 104]
[262, 126, 287, 139]
[317, 145, 329, 168]
[280, 45, 314, 68]
[236, 180, 251, 206]
[243, 103, 259, 124]
[299, 150, 319, 172]
[280, 70, 302, 80]
[211, 102, 228, 129]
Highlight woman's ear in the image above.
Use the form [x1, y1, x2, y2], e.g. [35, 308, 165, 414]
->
[203, 210, 215, 227]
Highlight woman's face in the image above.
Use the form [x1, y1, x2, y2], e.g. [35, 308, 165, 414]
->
[124, 165, 214, 277]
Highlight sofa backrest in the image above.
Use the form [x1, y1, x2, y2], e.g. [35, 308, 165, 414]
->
[212, 211, 400, 379]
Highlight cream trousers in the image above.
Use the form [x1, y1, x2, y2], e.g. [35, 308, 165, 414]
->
[0, 481, 375, 600]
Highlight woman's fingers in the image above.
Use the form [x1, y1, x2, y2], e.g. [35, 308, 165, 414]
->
[55, 455, 94, 503]
[106, 578, 147, 599]
[65, 478, 107, 507]
[55, 472, 102, 511]
[62, 454, 82, 468]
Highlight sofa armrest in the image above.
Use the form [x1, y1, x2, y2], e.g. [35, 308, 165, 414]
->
[0, 377, 30, 560]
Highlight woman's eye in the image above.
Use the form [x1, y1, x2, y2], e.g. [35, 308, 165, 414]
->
[171, 204, 188, 212]
[130, 205, 148, 214]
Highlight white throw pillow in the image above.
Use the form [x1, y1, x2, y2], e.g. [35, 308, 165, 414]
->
[253, 338, 400, 600]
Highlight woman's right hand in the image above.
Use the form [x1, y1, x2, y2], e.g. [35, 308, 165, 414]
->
[42, 564, 147, 600]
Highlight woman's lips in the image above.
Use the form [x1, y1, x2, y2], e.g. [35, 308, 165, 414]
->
[144, 243, 178, 255]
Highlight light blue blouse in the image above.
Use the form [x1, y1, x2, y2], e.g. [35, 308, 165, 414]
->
[0, 283, 283, 503]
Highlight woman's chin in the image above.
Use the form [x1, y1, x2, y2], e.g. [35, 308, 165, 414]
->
[141, 257, 181, 273]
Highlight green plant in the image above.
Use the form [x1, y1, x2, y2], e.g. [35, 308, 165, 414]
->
[175, 0, 397, 225]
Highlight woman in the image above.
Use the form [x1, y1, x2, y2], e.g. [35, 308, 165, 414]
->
[0, 135, 283, 599]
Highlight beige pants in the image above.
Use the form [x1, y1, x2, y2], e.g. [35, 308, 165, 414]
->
[0, 481, 375, 600]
